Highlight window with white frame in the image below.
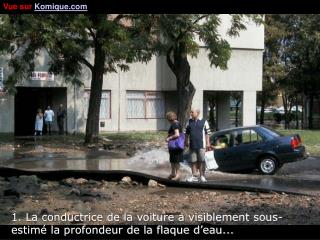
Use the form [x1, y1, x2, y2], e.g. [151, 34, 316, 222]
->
[127, 91, 165, 119]
[84, 90, 111, 119]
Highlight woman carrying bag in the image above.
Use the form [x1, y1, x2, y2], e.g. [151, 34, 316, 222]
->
[166, 112, 185, 181]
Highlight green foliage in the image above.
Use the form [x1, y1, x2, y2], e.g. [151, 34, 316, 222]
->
[273, 111, 301, 124]
[263, 15, 320, 129]
[265, 14, 320, 95]
[149, 14, 263, 70]
[0, 14, 264, 94]
[0, 14, 155, 94]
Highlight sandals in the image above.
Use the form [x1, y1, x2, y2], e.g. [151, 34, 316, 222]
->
[171, 175, 180, 181]
[168, 174, 175, 179]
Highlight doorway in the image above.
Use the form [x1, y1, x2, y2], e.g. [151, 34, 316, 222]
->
[15, 87, 67, 136]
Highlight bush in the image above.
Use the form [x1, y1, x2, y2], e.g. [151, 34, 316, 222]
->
[273, 112, 282, 123]
[273, 111, 301, 123]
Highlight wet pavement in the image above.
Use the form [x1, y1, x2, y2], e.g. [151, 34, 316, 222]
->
[1, 146, 320, 196]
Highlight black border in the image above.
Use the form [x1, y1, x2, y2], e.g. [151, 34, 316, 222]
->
[1, 0, 320, 13]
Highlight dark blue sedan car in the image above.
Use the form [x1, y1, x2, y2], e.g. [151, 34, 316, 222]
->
[208, 125, 309, 175]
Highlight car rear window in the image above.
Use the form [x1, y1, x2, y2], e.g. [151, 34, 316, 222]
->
[260, 126, 283, 138]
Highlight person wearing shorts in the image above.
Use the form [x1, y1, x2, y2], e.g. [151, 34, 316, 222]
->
[185, 108, 211, 183]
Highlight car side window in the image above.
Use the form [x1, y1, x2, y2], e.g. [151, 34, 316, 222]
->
[242, 130, 251, 144]
[211, 134, 230, 149]
[229, 130, 242, 147]
[239, 129, 263, 145]
[251, 130, 264, 143]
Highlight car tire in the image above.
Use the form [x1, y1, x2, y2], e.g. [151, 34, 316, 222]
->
[258, 156, 278, 175]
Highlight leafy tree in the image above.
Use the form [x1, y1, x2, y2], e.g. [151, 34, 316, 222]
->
[265, 14, 320, 129]
[149, 14, 262, 128]
[257, 78, 278, 125]
[263, 14, 296, 129]
[0, 14, 154, 143]
[286, 14, 320, 129]
[0, 14, 264, 140]
[259, 15, 282, 125]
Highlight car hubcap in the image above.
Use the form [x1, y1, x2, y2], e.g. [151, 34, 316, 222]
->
[260, 159, 275, 173]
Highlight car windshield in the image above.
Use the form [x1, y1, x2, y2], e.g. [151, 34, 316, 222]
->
[259, 126, 284, 138]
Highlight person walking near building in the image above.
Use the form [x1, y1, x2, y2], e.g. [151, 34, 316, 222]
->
[44, 106, 54, 135]
[185, 108, 211, 183]
[57, 104, 66, 135]
[34, 108, 44, 136]
[166, 111, 184, 181]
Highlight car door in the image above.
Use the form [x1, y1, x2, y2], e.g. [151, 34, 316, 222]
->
[229, 129, 265, 171]
[215, 130, 245, 171]
[210, 132, 235, 171]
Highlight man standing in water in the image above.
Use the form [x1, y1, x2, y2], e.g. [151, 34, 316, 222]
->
[185, 108, 211, 183]
[57, 104, 66, 135]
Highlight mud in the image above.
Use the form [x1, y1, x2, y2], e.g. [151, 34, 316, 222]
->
[0, 175, 319, 225]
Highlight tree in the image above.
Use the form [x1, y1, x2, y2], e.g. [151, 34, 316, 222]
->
[260, 15, 281, 125]
[286, 15, 320, 129]
[263, 14, 296, 129]
[257, 78, 278, 125]
[149, 14, 262, 128]
[0, 14, 154, 143]
[264, 14, 320, 129]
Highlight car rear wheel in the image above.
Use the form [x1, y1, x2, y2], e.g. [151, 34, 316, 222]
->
[259, 157, 278, 175]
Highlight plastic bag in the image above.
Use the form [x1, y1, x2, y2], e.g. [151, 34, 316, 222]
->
[205, 150, 219, 170]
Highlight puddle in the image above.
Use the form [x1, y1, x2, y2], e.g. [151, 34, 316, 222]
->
[1, 146, 320, 196]
[0, 150, 15, 161]
[0, 148, 191, 179]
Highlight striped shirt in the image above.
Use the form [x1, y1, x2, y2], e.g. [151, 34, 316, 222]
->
[185, 118, 211, 149]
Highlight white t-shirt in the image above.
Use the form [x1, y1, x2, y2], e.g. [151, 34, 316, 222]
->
[44, 109, 54, 122]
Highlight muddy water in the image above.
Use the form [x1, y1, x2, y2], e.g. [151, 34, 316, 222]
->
[0, 147, 191, 179]
[1, 145, 320, 195]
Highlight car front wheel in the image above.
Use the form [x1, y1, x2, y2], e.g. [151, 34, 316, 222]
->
[259, 157, 278, 175]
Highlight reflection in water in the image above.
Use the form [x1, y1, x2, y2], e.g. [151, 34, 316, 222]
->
[67, 160, 87, 170]
[0, 150, 14, 162]
[0, 148, 191, 179]
[1, 147, 320, 195]
[259, 177, 274, 188]
[98, 159, 127, 171]
[34, 144, 44, 152]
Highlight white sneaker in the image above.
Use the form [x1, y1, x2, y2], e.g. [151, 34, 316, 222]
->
[186, 176, 199, 182]
[199, 176, 207, 183]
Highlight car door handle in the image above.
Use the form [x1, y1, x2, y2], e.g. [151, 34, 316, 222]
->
[252, 148, 262, 152]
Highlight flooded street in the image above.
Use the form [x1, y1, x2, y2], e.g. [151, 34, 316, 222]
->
[1, 144, 320, 196]
[1, 140, 320, 225]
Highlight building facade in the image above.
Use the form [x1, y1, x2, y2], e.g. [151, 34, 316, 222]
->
[0, 15, 264, 135]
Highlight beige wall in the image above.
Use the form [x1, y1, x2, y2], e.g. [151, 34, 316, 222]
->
[190, 49, 263, 92]
[0, 94, 14, 132]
